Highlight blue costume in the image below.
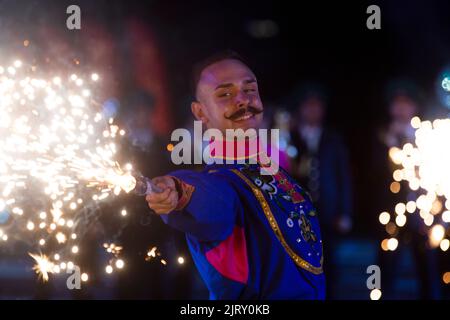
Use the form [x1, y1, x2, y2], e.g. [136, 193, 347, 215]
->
[161, 147, 326, 300]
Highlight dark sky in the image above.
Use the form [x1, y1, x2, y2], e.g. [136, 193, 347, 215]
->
[2, 0, 449, 124]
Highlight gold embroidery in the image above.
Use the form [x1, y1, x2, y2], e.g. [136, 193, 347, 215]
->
[231, 169, 323, 275]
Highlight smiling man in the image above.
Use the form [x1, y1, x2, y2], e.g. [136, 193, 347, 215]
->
[146, 51, 325, 299]
[191, 55, 263, 132]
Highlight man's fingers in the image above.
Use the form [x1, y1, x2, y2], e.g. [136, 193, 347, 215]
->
[143, 176, 179, 215]
[152, 176, 176, 190]
[147, 190, 179, 214]
[145, 188, 171, 203]
[149, 203, 175, 214]
[156, 182, 168, 192]
[151, 176, 166, 185]
[148, 191, 178, 209]
[168, 190, 179, 207]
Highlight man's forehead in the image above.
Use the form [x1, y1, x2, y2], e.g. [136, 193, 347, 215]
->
[199, 59, 256, 88]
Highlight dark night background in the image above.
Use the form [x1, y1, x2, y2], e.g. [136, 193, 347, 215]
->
[0, 0, 449, 299]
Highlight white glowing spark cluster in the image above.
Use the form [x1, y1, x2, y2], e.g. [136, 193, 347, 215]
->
[103, 242, 125, 274]
[380, 117, 450, 257]
[0, 60, 135, 281]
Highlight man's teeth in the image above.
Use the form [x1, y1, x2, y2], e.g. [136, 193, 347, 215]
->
[235, 113, 253, 121]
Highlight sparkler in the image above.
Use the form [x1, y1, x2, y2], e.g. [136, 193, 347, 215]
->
[379, 117, 450, 254]
[29, 253, 55, 282]
[0, 59, 158, 281]
[376, 116, 450, 296]
[145, 246, 168, 266]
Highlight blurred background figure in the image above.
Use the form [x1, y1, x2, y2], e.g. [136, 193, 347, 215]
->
[289, 87, 353, 299]
[372, 82, 442, 299]
[379, 92, 418, 149]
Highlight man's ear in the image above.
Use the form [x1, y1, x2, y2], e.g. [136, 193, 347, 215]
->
[191, 101, 208, 124]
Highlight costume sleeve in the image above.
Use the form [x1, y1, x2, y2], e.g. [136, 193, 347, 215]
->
[159, 170, 239, 242]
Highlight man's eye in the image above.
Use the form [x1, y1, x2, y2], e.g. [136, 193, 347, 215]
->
[244, 88, 256, 93]
[218, 92, 232, 98]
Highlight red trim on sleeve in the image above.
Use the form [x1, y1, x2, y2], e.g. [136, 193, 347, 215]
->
[169, 176, 195, 211]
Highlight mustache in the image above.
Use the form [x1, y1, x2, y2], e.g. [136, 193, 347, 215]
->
[225, 106, 264, 121]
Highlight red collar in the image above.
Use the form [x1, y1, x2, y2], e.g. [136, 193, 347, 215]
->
[208, 136, 261, 160]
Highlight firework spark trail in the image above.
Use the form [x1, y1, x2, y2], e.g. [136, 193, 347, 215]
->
[0, 60, 137, 281]
[380, 117, 450, 255]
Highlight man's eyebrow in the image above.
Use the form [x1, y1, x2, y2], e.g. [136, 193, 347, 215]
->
[243, 78, 257, 84]
[214, 78, 257, 90]
[214, 83, 233, 90]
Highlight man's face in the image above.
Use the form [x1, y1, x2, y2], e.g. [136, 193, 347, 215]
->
[193, 59, 264, 133]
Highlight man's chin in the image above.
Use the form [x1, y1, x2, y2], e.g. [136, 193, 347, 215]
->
[232, 121, 258, 131]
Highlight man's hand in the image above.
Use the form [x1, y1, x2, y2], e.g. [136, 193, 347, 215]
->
[145, 176, 179, 214]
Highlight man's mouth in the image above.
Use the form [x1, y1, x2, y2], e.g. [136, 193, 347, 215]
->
[225, 106, 263, 122]
[233, 111, 255, 122]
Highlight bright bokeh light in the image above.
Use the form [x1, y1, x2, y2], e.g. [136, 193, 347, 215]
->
[383, 118, 450, 253]
[370, 289, 382, 300]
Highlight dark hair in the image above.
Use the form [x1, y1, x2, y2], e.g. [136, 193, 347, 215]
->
[191, 50, 249, 100]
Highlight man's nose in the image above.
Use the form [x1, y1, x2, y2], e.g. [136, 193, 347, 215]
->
[236, 91, 250, 109]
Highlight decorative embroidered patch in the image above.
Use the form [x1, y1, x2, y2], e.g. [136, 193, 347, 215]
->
[231, 168, 323, 274]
